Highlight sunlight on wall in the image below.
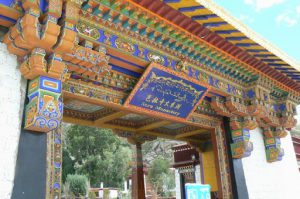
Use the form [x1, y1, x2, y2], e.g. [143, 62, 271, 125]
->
[296, 105, 300, 125]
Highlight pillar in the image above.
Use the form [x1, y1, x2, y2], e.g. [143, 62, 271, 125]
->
[131, 142, 146, 199]
[223, 117, 249, 199]
[11, 76, 63, 199]
[1, 0, 83, 197]
[201, 147, 218, 192]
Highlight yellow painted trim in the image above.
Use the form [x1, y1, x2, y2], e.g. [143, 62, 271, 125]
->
[94, 111, 128, 125]
[136, 121, 172, 132]
[175, 129, 207, 139]
[63, 115, 136, 132]
[202, 149, 218, 191]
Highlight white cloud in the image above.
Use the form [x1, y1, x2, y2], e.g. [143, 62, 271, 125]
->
[276, 12, 298, 27]
[244, 0, 285, 11]
[239, 15, 255, 23]
[296, 5, 300, 16]
[276, 6, 300, 27]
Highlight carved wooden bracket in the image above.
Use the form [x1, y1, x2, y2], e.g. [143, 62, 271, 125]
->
[20, 48, 66, 80]
[225, 96, 248, 116]
[210, 78, 298, 162]
[24, 76, 63, 132]
[230, 118, 253, 159]
[263, 128, 284, 162]
[211, 96, 232, 117]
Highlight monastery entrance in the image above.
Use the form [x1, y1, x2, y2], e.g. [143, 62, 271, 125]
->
[1, 0, 300, 199]
[62, 87, 230, 198]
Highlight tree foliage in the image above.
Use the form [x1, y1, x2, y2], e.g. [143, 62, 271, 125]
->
[65, 174, 88, 197]
[148, 156, 175, 196]
[63, 125, 132, 188]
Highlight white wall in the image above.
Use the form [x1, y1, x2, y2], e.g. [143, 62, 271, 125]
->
[242, 128, 300, 199]
[0, 43, 26, 199]
[195, 165, 201, 183]
[175, 169, 181, 199]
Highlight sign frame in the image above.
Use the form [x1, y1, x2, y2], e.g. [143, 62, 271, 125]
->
[124, 63, 210, 123]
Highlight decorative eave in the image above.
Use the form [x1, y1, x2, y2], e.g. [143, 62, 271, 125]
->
[134, 0, 300, 92]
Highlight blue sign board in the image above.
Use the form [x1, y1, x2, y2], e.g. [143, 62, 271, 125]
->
[185, 184, 211, 199]
[124, 63, 209, 121]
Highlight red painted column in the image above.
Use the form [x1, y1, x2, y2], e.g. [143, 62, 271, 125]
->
[131, 142, 146, 199]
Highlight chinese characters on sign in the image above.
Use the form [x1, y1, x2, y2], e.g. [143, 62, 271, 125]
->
[125, 63, 209, 120]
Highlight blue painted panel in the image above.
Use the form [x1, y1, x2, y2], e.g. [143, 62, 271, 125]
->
[253, 54, 272, 57]
[40, 0, 48, 14]
[236, 43, 258, 47]
[110, 64, 141, 78]
[225, 36, 247, 41]
[0, 0, 15, 7]
[40, 76, 62, 93]
[246, 49, 268, 52]
[0, 15, 16, 23]
[185, 184, 211, 199]
[178, 6, 205, 12]
[133, 44, 140, 57]
[110, 35, 118, 48]
[191, 14, 217, 20]
[163, 0, 181, 3]
[215, 30, 239, 34]
[98, 29, 107, 43]
[274, 68, 290, 71]
[128, 66, 208, 119]
[269, 63, 289, 66]
[107, 54, 144, 69]
[203, 21, 227, 27]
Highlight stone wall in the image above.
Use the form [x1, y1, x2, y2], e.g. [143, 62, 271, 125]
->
[242, 128, 300, 199]
[0, 43, 26, 199]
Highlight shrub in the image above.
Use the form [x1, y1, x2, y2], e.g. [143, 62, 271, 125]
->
[65, 174, 88, 197]
[88, 191, 97, 199]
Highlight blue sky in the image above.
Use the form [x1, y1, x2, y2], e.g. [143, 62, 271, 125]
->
[213, 0, 300, 63]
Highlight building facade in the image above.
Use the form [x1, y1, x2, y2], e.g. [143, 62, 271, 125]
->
[0, 0, 299, 199]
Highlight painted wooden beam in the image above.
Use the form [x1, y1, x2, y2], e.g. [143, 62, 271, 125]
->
[64, 91, 218, 130]
[64, 116, 206, 143]
[141, 130, 205, 143]
[63, 116, 136, 132]
[175, 129, 207, 139]
[136, 120, 172, 132]
[94, 111, 128, 124]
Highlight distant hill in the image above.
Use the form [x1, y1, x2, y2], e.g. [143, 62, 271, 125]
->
[142, 138, 184, 166]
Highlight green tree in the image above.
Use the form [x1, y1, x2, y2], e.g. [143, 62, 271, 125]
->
[62, 148, 75, 183]
[148, 156, 175, 196]
[63, 125, 131, 188]
[65, 174, 88, 197]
